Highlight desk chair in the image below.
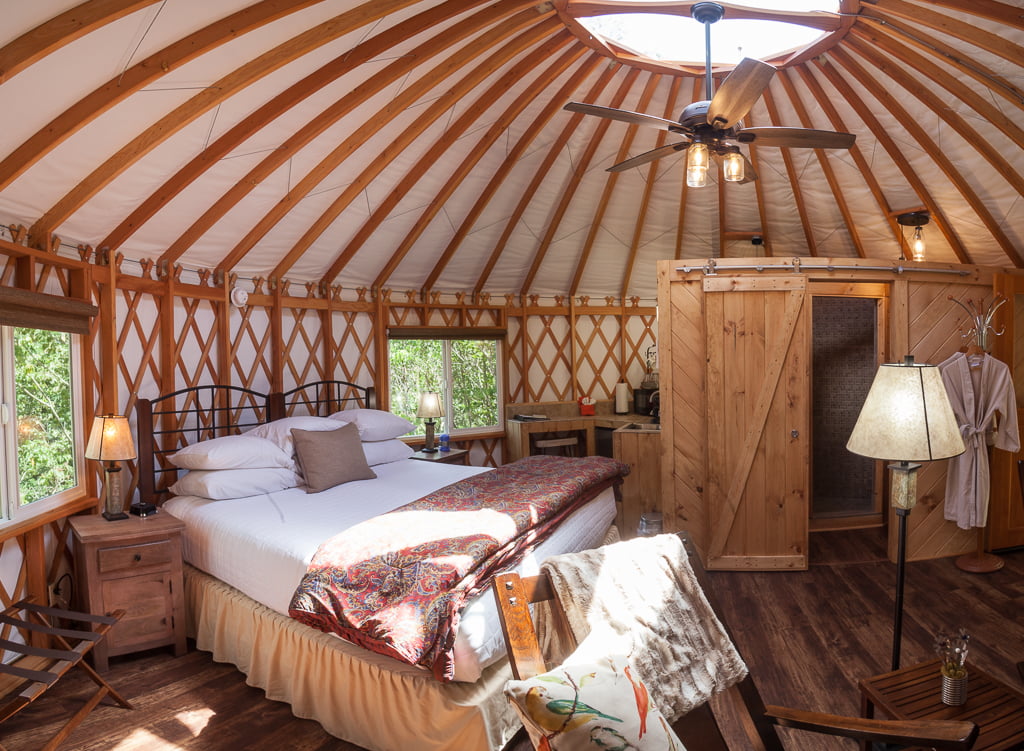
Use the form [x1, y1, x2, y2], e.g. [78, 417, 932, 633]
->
[494, 533, 978, 751]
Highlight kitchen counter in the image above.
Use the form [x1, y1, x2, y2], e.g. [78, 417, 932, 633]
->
[505, 403, 656, 462]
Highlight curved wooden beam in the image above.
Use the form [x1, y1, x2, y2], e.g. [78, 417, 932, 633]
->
[421, 52, 605, 296]
[519, 66, 642, 294]
[617, 75, 681, 300]
[775, 70, 864, 258]
[831, 46, 1022, 268]
[918, 0, 1024, 31]
[563, 0, 841, 32]
[29, 0, 421, 246]
[740, 106, 771, 257]
[569, 70, 662, 297]
[0, 0, 161, 85]
[673, 77, 703, 259]
[272, 16, 560, 281]
[473, 60, 621, 293]
[100, 0, 481, 254]
[369, 42, 587, 292]
[0, 0, 329, 194]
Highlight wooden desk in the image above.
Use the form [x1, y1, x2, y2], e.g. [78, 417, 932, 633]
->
[505, 414, 653, 462]
[859, 659, 1024, 750]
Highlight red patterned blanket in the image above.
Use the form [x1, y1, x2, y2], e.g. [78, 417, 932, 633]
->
[288, 454, 628, 681]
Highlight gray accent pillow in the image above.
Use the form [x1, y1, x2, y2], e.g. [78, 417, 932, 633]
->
[291, 423, 376, 493]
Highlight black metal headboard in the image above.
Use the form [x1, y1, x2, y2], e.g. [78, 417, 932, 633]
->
[136, 384, 272, 505]
[269, 380, 377, 420]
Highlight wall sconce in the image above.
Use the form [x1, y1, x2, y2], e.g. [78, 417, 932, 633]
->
[416, 392, 444, 453]
[85, 415, 137, 521]
[897, 210, 930, 262]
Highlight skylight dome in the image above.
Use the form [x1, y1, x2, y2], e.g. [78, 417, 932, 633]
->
[570, 1, 842, 68]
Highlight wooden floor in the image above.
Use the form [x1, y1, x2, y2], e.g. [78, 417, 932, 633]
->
[3, 528, 1022, 750]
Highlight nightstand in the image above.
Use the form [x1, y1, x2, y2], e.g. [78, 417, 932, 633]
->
[69, 512, 187, 671]
[410, 448, 470, 465]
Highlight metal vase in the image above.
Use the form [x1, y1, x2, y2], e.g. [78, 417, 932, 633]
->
[941, 672, 968, 706]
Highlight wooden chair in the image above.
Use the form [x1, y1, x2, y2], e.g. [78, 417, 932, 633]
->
[0, 598, 132, 750]
[494, 533, 979, 751]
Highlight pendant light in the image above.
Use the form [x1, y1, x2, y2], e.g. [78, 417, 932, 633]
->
[897, 210, 930, 262]
[723, 148, 744, 182]
[687, 142, 709, 188]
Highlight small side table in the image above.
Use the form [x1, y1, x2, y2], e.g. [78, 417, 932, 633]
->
[859, 659, 1024, 750]
[70, 513, 187, 671]
[410, 448, 470, 465]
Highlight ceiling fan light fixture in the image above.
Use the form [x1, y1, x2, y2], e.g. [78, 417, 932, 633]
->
[687, 142, 710, 187]
[723, 149, 745, 182]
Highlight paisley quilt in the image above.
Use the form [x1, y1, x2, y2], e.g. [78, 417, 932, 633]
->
[288, 454, 628, 681]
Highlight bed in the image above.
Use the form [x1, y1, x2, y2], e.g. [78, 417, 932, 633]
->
[135, 381, 622, 750]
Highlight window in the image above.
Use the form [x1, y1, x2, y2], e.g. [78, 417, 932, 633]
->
[388, 337, 502, 436]
[0, 325, 85, 520]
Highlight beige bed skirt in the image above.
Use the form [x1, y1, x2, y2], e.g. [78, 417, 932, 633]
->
[184, 565, 521, 750]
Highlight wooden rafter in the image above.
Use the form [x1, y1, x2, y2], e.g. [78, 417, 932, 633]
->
[760, 87, 818, 256]
[569, 71, 662, 296]
[673, 78, 703, 259]
[239, 12, 554, 281]
[741, 107, 771, 257]
[829, 47, 1023, 268]
[913, 0, 1024, 31]
[100, 0, 483, 255]
[0, 0, 161, 85]
[472, 58, 621, 294]
[617, 75, 682, 299]
[519, 67, 643, 294]
[28, 0, 425, 247]
[811, 53, 967, 264]
[1, 0, 331, 195]
[775, 70, 865, 258]
[421, 52, 605, 296]
[370, 43, 587, 292]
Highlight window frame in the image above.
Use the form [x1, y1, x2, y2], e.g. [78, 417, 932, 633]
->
[0, 325, 88, 524]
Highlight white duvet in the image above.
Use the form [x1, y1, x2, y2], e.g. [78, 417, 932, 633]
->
[163, 458, 616, 682]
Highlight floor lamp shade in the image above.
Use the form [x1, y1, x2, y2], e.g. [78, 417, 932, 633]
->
[847, 359, 964, 463]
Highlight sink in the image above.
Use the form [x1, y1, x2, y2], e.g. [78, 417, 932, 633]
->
[615, 422, 661, 432]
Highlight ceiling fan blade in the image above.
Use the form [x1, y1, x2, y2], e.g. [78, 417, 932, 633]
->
[707, 58, 776, 130]
[564, 102, 683, 132]
[607, 142, 690, 173]
[736, 127, 856, 149]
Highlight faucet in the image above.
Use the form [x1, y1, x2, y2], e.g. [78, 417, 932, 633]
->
[648, 390, 660, 424]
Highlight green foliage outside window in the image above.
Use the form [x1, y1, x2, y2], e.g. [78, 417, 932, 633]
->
[388, 339, 500, 433]
[14, 327, 77, 505]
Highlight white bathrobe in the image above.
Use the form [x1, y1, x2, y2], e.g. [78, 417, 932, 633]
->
[939, 352, 1020, 530]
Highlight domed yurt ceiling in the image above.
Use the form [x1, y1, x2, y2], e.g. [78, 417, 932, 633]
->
[1, 0, 1022, 302]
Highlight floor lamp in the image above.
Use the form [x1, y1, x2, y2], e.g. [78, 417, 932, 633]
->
[847, 356, 965, 671]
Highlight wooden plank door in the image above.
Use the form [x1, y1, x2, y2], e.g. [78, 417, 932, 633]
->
[704, 276, 810, 569]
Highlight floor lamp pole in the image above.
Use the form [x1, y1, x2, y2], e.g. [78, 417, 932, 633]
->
[892, 507, 910, 671]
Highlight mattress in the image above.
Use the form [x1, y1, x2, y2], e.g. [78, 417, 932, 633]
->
[163, 458, 616, 681]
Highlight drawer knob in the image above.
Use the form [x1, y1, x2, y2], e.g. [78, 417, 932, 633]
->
[133, 554, 142, 562]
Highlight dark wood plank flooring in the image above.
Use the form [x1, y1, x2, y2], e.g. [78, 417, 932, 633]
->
[3, 528, 1022, 750]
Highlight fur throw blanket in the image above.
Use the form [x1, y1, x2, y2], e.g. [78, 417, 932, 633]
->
[540, 533, 748, 722]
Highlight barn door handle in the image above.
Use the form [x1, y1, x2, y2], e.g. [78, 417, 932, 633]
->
[791, 429, 799, 438]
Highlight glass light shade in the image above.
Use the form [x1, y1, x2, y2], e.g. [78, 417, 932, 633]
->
[723, 150, 744, 182]
[911, 226, 926, 262]
[416, 392, 444, 419]
[847, 360, 964, 462]
[85, 415, 136, 461]
[686, 143, 709, 188]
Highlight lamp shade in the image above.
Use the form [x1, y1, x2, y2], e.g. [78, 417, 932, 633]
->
[847, 360, 964, 462]
[85, 415, 136, 461]
[416, 392, 444, 420]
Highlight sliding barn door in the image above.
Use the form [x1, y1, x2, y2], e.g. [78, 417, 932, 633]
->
[704, 277, 810, 569]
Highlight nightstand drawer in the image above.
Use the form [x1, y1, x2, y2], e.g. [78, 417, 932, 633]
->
[97, 539, 174, 574]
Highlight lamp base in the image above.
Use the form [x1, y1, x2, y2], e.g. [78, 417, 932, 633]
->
[102, 510, 129, 521]
[954, 551, 1004, 573]
[130, 502, 158, 517]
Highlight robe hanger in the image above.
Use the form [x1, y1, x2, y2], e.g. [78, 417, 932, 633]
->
[949, 294, 1005, 366]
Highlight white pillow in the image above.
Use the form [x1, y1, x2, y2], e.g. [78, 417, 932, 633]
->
[362, 439, 414, 466]
[245, 416, 343, 456]
[169, 467, 299, 500]
[329, 408, 414, 441]
[168, 434, 293, 470]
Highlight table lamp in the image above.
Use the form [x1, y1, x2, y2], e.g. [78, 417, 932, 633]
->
[85, 414, 137, 521]
[417, 392, 444, 453]
[847, 356, 964, 670]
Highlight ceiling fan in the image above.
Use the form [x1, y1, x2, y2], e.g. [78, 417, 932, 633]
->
[564, 2, 855, 185]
